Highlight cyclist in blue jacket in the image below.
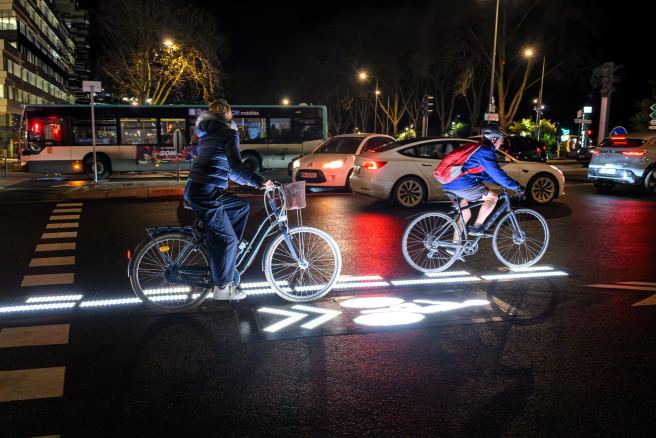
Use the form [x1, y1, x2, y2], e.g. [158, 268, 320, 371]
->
[184, 100, 272, 301]
[443, 125, 525, 237]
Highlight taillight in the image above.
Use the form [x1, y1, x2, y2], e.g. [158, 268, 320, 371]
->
[362, 161, 387, 170]
[127, 250, 131, 259]
[621, 151, 646, 156]
[542, 146, 546, 151]
[591, 150, 601, 154]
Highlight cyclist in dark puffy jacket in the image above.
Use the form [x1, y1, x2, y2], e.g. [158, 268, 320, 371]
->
[443, 124, 524, 237]
[184, 100, 272, 301]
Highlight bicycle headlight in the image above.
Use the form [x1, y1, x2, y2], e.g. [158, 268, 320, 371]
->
[322, 159, 346, 169]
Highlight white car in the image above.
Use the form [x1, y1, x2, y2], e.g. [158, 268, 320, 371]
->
[293, 134, 395, 191]
[350, 137, 566, 208]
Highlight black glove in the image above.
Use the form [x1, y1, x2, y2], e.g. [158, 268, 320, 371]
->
[517, 185, 526, 195]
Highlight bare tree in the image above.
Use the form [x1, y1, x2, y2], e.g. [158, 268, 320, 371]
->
[379, 90, 406, 136]
[95, 0, 223, 104]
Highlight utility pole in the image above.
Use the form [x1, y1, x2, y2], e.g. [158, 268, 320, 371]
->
[83, 81, 102, 182]
[591, 62, 622, 144]
[536, 56, 545, 140]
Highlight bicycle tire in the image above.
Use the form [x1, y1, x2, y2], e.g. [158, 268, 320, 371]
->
[492, 209, 549, 268]
[402, 212, 462, 272]
[130, 232, 211, 313]
[264, 226, 341, 302]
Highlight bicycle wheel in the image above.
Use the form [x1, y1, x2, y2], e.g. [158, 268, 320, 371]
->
[402, 213, 462, 272]
[130, 232, 211, 313]
[264, 226, 341, 302]
[492, 209, 549, 268]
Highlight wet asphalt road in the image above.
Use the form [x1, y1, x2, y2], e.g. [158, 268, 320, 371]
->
[0, 178, 655, 437]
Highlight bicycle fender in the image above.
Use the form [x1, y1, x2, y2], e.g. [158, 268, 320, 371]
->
[127, 229, 196, 278]
[405, 212, 425, 220]
[260, 224, 300, 271]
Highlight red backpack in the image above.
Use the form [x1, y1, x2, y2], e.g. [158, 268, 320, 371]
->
[433, 142, 485, 184]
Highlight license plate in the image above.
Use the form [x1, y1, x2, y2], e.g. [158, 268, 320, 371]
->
[598, 168, 617, 175]
[578, 155, 585, 158]
[300, 172, 317, 178]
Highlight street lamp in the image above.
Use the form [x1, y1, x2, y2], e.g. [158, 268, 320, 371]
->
[525, 49, 546, 139]
[358, 72, 380, 133]
[282, 99, 289, 105]
[487, 0, 500, 115]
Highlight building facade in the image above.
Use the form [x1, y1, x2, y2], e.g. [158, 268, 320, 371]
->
[0, 0, 76, 157]
[54, 0, 89, 104]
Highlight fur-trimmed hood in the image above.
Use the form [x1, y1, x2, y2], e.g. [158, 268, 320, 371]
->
[195, 110, 236, 137]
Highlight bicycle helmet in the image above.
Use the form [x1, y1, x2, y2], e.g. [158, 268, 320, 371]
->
[209, 99, 231, 117]
[481, 124, 507, 141]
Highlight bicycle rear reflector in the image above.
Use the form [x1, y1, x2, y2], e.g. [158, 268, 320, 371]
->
[159, 246, 169, 252]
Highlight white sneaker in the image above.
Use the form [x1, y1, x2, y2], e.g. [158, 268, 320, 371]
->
[212, 284, 247, 301]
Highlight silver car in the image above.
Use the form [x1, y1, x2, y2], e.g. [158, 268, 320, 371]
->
[588, 132, 656, 195]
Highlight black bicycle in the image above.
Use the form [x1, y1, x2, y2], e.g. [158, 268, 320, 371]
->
[128, 182, 342, 312]
[402, 187, 549, 272]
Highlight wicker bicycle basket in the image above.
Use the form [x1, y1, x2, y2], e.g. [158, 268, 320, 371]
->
[283, 181, 306, 210]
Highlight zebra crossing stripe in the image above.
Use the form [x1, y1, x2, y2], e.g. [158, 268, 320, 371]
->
[632, 294, 656, 306]
[584, 284, 656, 292]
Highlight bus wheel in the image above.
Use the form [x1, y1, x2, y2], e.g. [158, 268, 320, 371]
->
[242, 154, 260, 173]
[84, 156, 111, 180]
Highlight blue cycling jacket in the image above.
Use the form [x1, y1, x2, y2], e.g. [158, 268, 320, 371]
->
[443, 140, 521, 192]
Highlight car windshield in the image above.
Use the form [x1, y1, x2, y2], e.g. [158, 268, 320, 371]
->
[599, 137, 647, 148]
[314, 137, 362, 154]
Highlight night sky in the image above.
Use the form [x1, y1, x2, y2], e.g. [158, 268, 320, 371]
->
[81, 0, 652, 135]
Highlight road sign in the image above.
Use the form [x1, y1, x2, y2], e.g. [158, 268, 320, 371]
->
[583, 106, 592, 114]
[484, 113, 499, 122]
[651, 112, 656, 119]
[650, 120, 656, 126]
[650, 103, 656, 111]
[575, 119, 592, 124]
[610, 126, 627, 136]
[650, 125, 656, 130]
[577, 110, 583, 118]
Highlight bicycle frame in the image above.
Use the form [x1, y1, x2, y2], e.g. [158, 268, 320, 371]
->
[145, 186, 304, 289]
[431, 188, 521, 252]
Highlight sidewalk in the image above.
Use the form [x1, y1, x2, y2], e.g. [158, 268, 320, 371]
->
[65, 180, 187, 200]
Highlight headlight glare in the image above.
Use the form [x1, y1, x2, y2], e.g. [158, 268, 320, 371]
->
[322, 159, 346, 169]
[293, 160, 301, 168]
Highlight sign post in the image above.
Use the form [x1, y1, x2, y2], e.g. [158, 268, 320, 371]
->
[82, 81, 102, 183]
[650, 104, 656, 130]
[173, 129, 183, 181]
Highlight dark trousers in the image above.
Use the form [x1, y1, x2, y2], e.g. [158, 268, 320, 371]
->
[184, 181, 250, 286]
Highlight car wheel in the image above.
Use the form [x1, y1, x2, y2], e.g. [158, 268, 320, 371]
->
[642, 169, 656, 196]
[84, 155, 111, 180]
[526, 174, 557, 204]
[392, 176, 425, 208]
[593, 181, 615, 192]
[344, 169, 353, 193]
[242, 154, 260, 173]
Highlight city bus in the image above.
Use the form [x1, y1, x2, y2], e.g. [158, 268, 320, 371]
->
[20, 104, 327, 178]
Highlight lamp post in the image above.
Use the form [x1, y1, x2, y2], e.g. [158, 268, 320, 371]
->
[487, 0, 500, 115]
[525, 50, 546, 140]
[359, 73, 382, 133]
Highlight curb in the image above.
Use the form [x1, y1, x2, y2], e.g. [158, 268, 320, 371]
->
[65, 182, 186, 200]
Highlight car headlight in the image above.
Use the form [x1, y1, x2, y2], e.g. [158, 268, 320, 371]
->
[322, 159, 346, 169]
[293, 160, 301, 168]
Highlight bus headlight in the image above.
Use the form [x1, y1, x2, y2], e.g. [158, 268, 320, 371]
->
[323, 159, 346, 169]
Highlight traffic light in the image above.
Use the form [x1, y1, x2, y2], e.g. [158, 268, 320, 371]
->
[587, 129, 593, 136]
[420, 94, 433, 117]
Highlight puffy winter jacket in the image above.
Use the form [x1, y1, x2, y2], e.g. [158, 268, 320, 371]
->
[443, 139, 521, 192]
[187, 111, 263, 189]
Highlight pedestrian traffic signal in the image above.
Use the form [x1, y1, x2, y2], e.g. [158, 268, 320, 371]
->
[420, 94, 434, 117]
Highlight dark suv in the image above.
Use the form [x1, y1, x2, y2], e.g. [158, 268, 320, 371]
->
[470, 135, 548, 163]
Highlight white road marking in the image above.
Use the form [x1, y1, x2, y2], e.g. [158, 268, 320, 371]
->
[46, 223, 78, 229]
[0, 324, 70, 348]
[56, 203, 82, 207]
[35, 243, 76, 251]
[29, 256, 75, 267]
[21, 273, 75, 287]
[49, 215, 79, 220]
[632, 294, 656, 306]
[52, 208, 81, 213]
[617, 282, 656, 287]
[41, 232, 78, 239]
[0, 367, 65, 401]
[584, 285, 656, 292]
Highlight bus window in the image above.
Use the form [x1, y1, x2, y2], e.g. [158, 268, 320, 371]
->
[161, 119, 185, 144]
[28, 118, 69, 143]
[294, 118, 322, 141]
[233, 118, 266, 143]
[120, 119, 157, 145]
[72, 119, 117, 145]
[269, 118, 291, 142]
